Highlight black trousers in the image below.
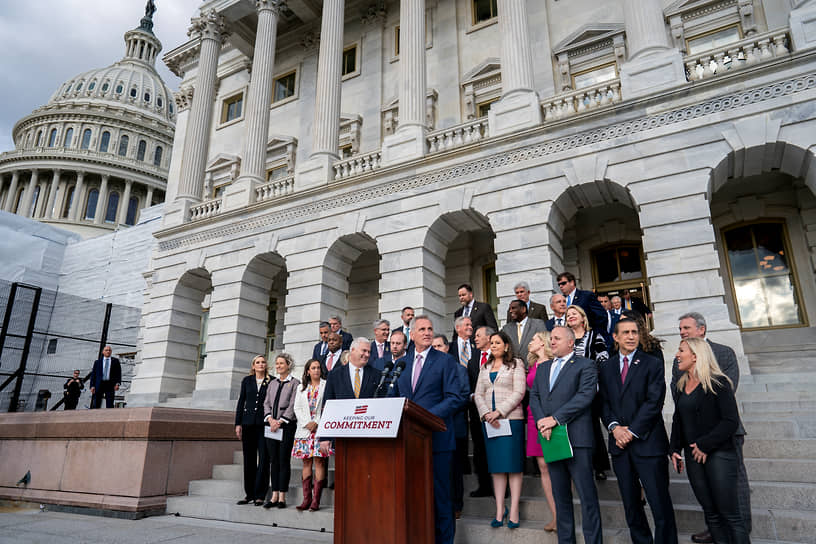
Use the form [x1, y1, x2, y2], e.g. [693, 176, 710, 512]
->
[591, 396, 611, 472]
[452, 436, 469, 511]
[267, 422, 296, 493]
[685, 447, 749, 544]
[92, 381, 115, 409]
[241, 424, 270, 500]
[64, 396, 79, 410]
[467, 404, 491, 491]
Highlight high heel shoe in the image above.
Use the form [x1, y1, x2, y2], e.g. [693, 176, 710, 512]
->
[490, 507, 508, 528]
[543, 520, 557, 532]
[507, 519, 520, 529]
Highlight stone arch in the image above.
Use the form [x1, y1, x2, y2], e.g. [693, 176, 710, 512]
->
[240, 252, 288, 360]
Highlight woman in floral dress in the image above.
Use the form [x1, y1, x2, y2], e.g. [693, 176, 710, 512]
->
[292, 358, 331, 511]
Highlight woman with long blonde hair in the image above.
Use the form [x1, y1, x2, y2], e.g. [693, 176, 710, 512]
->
[670, 338, 746, 543]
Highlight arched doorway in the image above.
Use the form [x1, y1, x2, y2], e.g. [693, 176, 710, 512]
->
[323, 233, 380, 339]
[171, 267, 212, 396]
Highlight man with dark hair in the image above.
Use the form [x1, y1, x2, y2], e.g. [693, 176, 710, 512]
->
[374, 329, 407, 371]
[467, 325, 495, 497]
[502, 299, 547, 361]
[320, 332, 343, 374]
[393, 306, 415, 338]
[312, 321, 331, 360]
[453, 283, 498, 332]
[63, 369, 84, 410]
[328, 316, 353, 351]
[597, 294, 619, 351]
[556, 272, 607, 333]
[622, 290, 651, 319]
[506, 281, 548, 322]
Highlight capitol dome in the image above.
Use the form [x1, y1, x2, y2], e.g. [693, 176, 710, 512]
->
[0, 1, 174, 239]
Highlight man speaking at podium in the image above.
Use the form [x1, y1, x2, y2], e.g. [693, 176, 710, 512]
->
[393, 315, 468, 544]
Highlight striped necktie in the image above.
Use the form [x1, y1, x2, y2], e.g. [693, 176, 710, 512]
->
[459, 340, 470, 368]
[353, 368, 361, 398]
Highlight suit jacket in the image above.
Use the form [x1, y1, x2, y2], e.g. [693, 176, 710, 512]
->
[529, 355, 597, 448]
[506, 300, 548, 322]
[623, 296, 651, 317]
[453, 363, 470, 439]
[322, 363, 382, 403]
[91, 357, 121, 390]
[474, 359, 527, 420]
[454, 300, 498, 332]
[599, 351, 669, 457]
[602, 311, 621, 351]
[545, 315, 567, 332]
[368, 341, 390, 366]
[263, 376, 300, 424]
[501, 317, 547, 362]
[293, 379, 327, 439]
[568, 289, 607, 333]
[235, 374, 271, 426]
[669, 379, 740, 455]
[393, 348, 468, 452]
[370, 354, 397, 372]
[312, 341, 328, 361]
[319, 349, 343, 374]
[392, 325, 415, 349]
[467, 347, 488, 394]
[340, 330, 353, 351]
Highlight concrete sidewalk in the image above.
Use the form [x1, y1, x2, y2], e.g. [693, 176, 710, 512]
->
[0, 506, 334, 544]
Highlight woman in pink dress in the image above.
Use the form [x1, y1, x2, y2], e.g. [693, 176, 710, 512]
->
[526, 331, 557, 532]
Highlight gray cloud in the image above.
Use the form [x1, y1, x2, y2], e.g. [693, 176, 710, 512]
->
[0, 0, 201, 152]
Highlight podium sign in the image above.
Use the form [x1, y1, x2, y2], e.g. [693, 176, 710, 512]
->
[318, 397, 405, 438]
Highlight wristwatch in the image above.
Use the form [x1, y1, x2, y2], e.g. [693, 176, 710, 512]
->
[608, 423, 619, 433]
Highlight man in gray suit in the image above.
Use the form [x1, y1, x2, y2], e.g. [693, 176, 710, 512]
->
[502, 299, 547, 362]
[530, 326, 602, 544]
[671, 312, 750, 544]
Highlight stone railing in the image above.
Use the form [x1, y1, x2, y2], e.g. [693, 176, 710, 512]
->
[255, 175, 295, 203]
[426, 118, 489, 155]
[541, 79, 622, 121]
[685, 30, 789, 81]
[189, 198, 222, 221]
[0, 146, 168, 178]
[333, 151, 383, 180]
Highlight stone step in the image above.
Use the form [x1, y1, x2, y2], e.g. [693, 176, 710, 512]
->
[743, 438, 816, 459]
[737, 390, 816, 403]
[745, 458, 816, 484]
[212, 463, 335, 480]
[748, 373, 816, 385]
[741, 399, 816, 413]
[188, 478, 336, 507]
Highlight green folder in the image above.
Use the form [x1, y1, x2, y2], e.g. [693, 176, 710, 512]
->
[537, 424, 573, 463]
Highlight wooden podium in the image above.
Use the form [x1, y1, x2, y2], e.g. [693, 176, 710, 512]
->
[333, 400, 445, 544]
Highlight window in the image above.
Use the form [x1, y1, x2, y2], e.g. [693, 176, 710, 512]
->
[28, 185, 40, 217]
[157, 97, 163, 108]
[12, 187, 24, 214]
[47, 339, 58, 354]
[81, 129, 92, 150]
[573, 63, 619, 90]
[220, 92, 243, 123]
[197, 309, 209, 372]
[99, 131, 110, 152]
[89, 81, 96, 90]
[118, 135, 129, 156]
[35, 131, 42, 146]
[84, 188, 98, 220]
[169, 103, 174, 114]
[593, 244, 645, 286]
[125, 196, 139, 225]
[473, 0, 498, 24]
[394, 26, 400, 56]
[115, 84, 123, 94]
[136, 140, 147, 161]
[129, 87, 137, 98]
[76, 81, 83, 91]
[265, 295, 279, 360]
[477, 98, 498, 118]
[482, 263, 498, 317]
[273, 71, 296, 103]
[144, 92, 151, 102]
[102, 82, 109, 92]
[48, 129, 57, 147]
[105, 191, 119, 223]
[267, 164, 289, 181]
[342, 45, 358, 77]
[723, 221, 806, 329]
[63, 128, 73, 148]
[62, 186, 74, 218]
[687, 25, 742, 55]
[153, 146, 163, 166]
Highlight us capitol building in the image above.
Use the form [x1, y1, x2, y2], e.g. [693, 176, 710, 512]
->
[128, 0, 816, 409]
[0, 6, 173, 238]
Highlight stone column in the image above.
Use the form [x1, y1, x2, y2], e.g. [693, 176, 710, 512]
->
[790, 0, 816, 51]
[118, 179, 133, 225]
[70, 171, 85, 220]
[165, 9, 225, 227]
[20, 169, 38, 218]
[224, 0, 283, 210]
[145, 186, 154, 208]
[3, 171, 18, 212]
[489, 0, 542, 137]
[619, 0, 685, 98]
[0, 175, 5, 210]
[296, 0, 345, 190]
[45, 169, 61, 219]
[382, 0, 427, 165]
[94, 174, 109, 224]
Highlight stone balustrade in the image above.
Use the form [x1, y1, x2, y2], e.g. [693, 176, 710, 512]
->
[189, 198, 222, 221]
[255, 175, 295, 203]
[0, 147, 167, 177]
[333, 151, 383, 180]
[426, 118, 489, 155]
[685, 30, 790, 81]
[541, 80, 622, 121]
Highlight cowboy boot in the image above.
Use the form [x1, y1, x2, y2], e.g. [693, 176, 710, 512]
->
[309, 478, 325, 511]
[296, 476, 312, 511]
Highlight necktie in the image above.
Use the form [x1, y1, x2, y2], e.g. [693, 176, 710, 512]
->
[556, 317, 563, 327]
[550, 357, 565, 391]
[464, 304, 471, 317]
[327, 352, 334, 371]
[480, 351, 488, 366]
[459, 340, 470, 368]
[321, 342, 327, 355]
[517, 322, 523, 343]
[411, 354, 423, 391]
[104, 358, 110, 381]
[626, 299, 632, 310]
[621, 355, 629, 384]
[353, 368, 361, 398]
[567, 294, 572, 306]
[378, 343, 384, 358]
[606, 311, 612, 333]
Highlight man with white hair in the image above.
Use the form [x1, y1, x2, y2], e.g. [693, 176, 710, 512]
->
[506, 281, 548, 322]
[368, 319, 391, 366]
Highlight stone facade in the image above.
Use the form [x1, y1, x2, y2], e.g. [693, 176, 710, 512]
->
[130, 0, 816, 409]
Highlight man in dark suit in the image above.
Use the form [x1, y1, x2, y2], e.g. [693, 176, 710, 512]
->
[506, 281, 548, 322]
[393, 315, 468, 544]
[597, 294, 620, 351]
[328, 316, 353, 351]
[312, 321, 331, 360]
[453, 283, 497, 332]
[319, 332, 344, 374]
[545, 293, 568, 331]
[90, 345, 121, 409]
[368, 319, 391, 366]
[671, 312, 750, 543]
[600, 319, 677, 544]
[373, 329, 407, 371]
[502, 299, 547, 361]
[557, 271, 607, 333]
[392, 306, 415, 349]
[467, 324, 494, 497]
[530, 326, 602, 544]
[622, 290, 651, 319]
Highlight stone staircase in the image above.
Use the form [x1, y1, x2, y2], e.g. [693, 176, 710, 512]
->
[167, 369, 816, 543]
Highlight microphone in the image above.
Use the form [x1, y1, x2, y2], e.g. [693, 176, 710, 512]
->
[386, 358, 407, 392]
[374, 360, 395, 398]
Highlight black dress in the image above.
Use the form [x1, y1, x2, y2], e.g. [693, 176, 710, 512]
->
[574, 329, 611, 474]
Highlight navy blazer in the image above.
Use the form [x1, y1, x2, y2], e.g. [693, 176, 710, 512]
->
[91, 357, 121, 390]
[599, 351, 669, 457]
[393, 347, 468, 452]
[340, 330, 353, 351]
[392, 325, 414, 350]
[529, 355, 597, 448]
[234, 374, 271, 426]
[322, 363, 382, 404]
[569, 289, 608, 334]
[454, 300, 498, 332]
[453, 362, 470, 439]
[368, 341, 391, 366]
[312, 341, 328, 361]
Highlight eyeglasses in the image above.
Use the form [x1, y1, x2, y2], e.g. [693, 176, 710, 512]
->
[557, 281, 568, 286]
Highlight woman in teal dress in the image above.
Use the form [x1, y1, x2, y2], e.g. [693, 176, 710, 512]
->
[474, 331, 527, 529]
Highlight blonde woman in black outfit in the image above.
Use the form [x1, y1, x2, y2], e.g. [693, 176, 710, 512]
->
[234, 355, 271, 506]
[670, 338, 747, 544]
[263, 353, 300, 509]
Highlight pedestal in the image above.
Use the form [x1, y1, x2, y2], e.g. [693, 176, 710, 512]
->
[619, 48, 687, 99]
[488, 90, 542, 137]
[381, 125, 426, 166]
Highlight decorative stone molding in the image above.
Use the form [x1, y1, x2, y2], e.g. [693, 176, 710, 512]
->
[188, 9, 228, 44]
[339, 115, 362, 155]
[552, 24, 626, 92]
[301, 29, 320, 51]
[256, 0, 285, 15]
[361, 1, 387, 26]
[381, 89, 438, 136]
[462, 60, 501, 119]
[174, 86, 194, 112]
[666, 0, 757, 53]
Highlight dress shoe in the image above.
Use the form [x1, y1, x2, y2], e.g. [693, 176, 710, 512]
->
[253, 500, 264, 506]
[507, 519, 520, 529]
[262, 501, 278, 509]
[277, 500, 287, 508]
[691, 530, 713, 543]
[595, 470, 607, 481]
[455, 511, 462, 520]
[469, 488, 492, 498]
[490, 507, 508, 528]
[236, 497, 251, 505]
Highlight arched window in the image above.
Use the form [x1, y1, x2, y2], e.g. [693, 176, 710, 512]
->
[102, 82, 109, 92]
[84, 188, 99, 220]
[48, 129, 57, 147]
[63, 128, 73, 148]
[153, 146, 163, 166]
[130, 87, 137, 98]
[35, 131, 42, 146]
[136, 140, 147, 161]
[125, 196, 139, 225]
[157, 97, 163, 108]
[62, 186, 74, 218]
[115, 83, 123, 94]
[144, 92, 151, 102]
[99, 131, 110, 152]
[81, 129, 92, 150]
[118, 135, 129, 156]
[89, 81, 96, 90]
[105, 191, 119, 223]
[76, 81, 83, 91]
[29, 185, 40, 217]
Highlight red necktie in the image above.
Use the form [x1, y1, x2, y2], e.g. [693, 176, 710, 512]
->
[327, 352, 334, 371]
[480, 351, 488, 366]
[621, 355, 629, 384]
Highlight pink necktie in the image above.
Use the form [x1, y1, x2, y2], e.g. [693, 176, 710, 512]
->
[327, 352, 334, 371]
[621, 355, 629, 384]
[378, 344, 384, 358]
[411, 354, 423, 391]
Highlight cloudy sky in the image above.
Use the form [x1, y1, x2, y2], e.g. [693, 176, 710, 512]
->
[0, 0, 202, 151]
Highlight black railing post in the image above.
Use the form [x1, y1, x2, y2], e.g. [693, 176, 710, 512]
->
[0, 282, 20, 369]
[9, 286, 41, 412]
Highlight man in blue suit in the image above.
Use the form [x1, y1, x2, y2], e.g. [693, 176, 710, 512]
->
[393, 315, 468, 544]
[90, 345, 121, 409]
[368, 319, 391, 366]
[556, 272, 607, 334]
[312, 321, 331, 360]
[597, 294, 620, 351]
[530, 326, 602, 544]
[600, 319, 677, 544]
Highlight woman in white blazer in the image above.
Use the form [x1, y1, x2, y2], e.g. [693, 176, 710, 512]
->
[292, 358, 331, 511]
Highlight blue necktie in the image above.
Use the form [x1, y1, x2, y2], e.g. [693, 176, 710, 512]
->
[550, 358, 565, 391]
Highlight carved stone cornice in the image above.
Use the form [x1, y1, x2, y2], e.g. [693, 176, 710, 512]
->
[174, 86, 194, 112]
[188, 9, 228, 43]
[256, 0, 286, 14]
[361, 2, 387, 26]
[301, 29, 320, 51]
